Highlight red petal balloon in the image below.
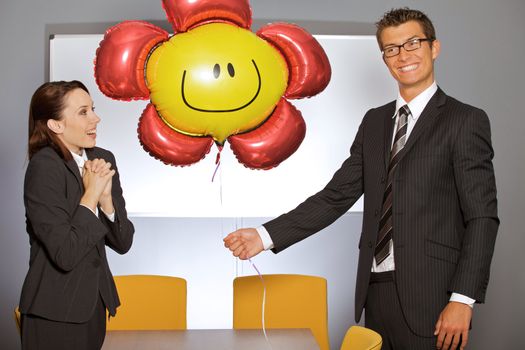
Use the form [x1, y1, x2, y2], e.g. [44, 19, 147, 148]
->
[229, 99, 306, 170]
[162, 0, 252, 33]
[257, 23, 331, 99]
[95, 21, 168, 100]
[138, 103, 214, 166]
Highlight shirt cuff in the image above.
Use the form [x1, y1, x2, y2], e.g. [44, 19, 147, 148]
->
[450, 293, 475, 308]
[79, 204, 115, 222]
[256, 226, 274, 250]
[101, 209, 116, 222]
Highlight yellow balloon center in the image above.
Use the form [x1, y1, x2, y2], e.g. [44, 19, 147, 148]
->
[146, 22, 289, 143]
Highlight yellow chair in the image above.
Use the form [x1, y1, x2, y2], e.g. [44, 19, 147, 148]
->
[233, 274, 330, 350]
[340, 325, 382, 350]
[14, 306, 21, 335]
[107, 275, 187, 330]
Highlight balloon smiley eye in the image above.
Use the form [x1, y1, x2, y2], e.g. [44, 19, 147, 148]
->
[213, 63, 234, 78]
[227, 63, 235, 77]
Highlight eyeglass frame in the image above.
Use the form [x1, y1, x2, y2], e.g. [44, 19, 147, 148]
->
[381, 38, 435, 58]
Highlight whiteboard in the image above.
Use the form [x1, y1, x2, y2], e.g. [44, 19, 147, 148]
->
[50, 34, 397, 217]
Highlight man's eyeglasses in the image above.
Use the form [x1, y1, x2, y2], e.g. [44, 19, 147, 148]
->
[382, 38, 434, 58]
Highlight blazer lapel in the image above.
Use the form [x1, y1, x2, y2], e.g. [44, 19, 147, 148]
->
[65, 147, 98, 192]
[395, 88, 447, 165]
[85, 147, 96, 161]
[64, 158, 83, 191]
[383, 102, 397, 171]
[84, 148, 107, 256]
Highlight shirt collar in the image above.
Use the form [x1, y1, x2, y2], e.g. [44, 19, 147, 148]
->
[394, 82, 438, 121]
[70, 149, 88, 169]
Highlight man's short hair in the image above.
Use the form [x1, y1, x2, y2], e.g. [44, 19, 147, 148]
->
[375, 8, 436, 49]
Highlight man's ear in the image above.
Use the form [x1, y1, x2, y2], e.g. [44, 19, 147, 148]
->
[431, 39, 441, 60]
[47, 119, 64, 134]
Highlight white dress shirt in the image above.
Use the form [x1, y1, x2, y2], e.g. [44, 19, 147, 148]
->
[256, 82, 474, 306]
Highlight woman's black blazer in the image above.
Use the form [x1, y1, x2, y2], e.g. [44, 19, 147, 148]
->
[19, 146, 134, 323]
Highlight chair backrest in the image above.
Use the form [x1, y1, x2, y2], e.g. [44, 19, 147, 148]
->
[233, 274, 330, 350]
[14, 306, 21, 335]
[340, 325, 382, 350]
[107, 275, 187, 330]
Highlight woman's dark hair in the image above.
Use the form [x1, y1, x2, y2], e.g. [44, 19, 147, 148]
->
[28, 80, 89, 160]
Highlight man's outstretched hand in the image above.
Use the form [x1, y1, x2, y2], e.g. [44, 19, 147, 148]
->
[223, 228, 264, 260]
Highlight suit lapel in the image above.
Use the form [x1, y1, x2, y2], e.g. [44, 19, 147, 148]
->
[85, 147, 96, 161]
[64, 158, 83, 191]
[83, 148, 107, 256]
[394, 88, 447, 165]
[383, 103, 397, 171]
[65, 147, 98, 192]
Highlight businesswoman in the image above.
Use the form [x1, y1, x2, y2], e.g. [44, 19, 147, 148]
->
[19, 80, 134, 349]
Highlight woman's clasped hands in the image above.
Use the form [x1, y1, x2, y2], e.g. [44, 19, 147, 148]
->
[80, 158, 115, 214]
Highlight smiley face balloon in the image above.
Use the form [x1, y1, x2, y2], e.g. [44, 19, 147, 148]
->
[95, 0, 331, 169]
[147, 22, 288, 143]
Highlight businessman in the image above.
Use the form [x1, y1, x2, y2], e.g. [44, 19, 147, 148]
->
[224, 8, 498, 350]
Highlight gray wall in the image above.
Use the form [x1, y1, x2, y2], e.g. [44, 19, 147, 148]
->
[1, 0, 523, 349]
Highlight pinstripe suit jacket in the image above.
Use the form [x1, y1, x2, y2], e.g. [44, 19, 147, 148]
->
[19, 146, 134, 323]
[264, 88, 499, 336]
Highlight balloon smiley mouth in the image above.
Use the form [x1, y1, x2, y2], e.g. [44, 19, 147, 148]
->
[181, 59, 262, 113]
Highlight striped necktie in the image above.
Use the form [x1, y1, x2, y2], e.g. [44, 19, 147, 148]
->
[375, 104, 410, 265]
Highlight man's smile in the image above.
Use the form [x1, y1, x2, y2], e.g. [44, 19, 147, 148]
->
[398, 63, 419, 72]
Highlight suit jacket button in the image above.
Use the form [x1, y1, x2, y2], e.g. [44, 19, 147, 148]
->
[381, 177, 385, 183]
[368, 241, 373, 248]
[374, 209, 379, 216]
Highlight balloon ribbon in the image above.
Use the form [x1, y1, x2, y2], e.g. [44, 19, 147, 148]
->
[211, 145, 223, 182]
[249, 258, 272, 349]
